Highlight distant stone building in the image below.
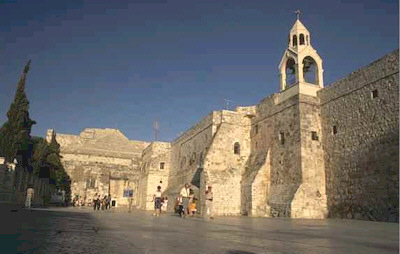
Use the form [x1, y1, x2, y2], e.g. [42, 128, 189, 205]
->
[46, 128, 149, 207]
[49, 17, 398, 221]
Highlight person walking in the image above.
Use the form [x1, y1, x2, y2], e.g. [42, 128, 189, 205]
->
[101, 196, 107, 210]
[93, 193, 98, 211]
[205, 186, 214, 219]
[180, 183, 191, 218]
[106, 195, 111, 210]
[25, 185, 34, 209]
[153, 186, 162, 217]
[97, 195, 101, 210]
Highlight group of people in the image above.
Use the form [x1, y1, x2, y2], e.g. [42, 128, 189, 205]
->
[93, 194, 112, 210]
[175, 183, 198, 218]
[72, 195, 85, 207]
[153, 183, 213, 219]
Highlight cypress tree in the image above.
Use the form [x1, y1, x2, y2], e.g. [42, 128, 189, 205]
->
[0, 60, 36, 167]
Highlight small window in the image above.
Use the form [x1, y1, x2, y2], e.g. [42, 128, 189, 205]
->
[279, 132, 285, 145]
[332, 126, 337, 135]
[371, 89, 378, 98]
[234, 142, 240, 155]
[311, 131, 319, 141]
[255, 124, 259, 134]
[292, 35, 297, 47]
[159, 162, 165, 170]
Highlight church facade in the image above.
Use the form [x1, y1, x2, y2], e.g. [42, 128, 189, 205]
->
[49, 17, 399, 221]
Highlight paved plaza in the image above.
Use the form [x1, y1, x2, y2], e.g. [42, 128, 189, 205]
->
[0, 207, 398, 254]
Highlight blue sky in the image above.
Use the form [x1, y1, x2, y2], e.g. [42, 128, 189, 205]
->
[0, 0, 398, 142]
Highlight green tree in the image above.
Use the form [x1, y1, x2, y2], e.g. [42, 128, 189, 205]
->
[31, 137, 50, 177]
[46, 132, 71, 204]
[0, 60, 36, 168]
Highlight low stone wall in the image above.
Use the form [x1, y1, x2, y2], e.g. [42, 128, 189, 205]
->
[0, 162, 56, 209]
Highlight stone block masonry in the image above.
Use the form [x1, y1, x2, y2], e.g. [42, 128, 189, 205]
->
[319, 50, 399, 221]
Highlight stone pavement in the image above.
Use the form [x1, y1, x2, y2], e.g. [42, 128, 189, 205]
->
[0, 207, 398, 254]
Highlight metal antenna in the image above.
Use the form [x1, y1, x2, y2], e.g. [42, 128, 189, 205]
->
[153, 119, 159, 141]
[223, 99, 233, 110]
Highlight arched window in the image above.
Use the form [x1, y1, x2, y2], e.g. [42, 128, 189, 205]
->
[303, 56, 318, 85]
[234, 142, 240, 155]
[292, 35, 297, 47]
[285, 58, 296, 87]
[299, 34, 305, 45]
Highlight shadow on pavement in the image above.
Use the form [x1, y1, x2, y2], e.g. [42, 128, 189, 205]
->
[0, 208, 99, 254]
[226, 251, 256, 254]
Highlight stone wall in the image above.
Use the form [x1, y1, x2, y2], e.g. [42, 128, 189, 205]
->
[137, 142, 171, 210]
[246, 94, 302, 217]
[291, 94, 327, 219]
[165, 112, 215, 211]
[201, 110, 252, 216]
[319, 50, 399, 221]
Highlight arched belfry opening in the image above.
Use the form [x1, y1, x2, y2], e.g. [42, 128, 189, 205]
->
[303, 56, 319, 85]
[285, 58, 297, 87]
[299, 34, 305, 45]
[292, 35, 297, 47]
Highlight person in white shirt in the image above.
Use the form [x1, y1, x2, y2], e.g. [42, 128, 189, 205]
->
[25, 185, 34, 209]
[179, 183, 191, 218]
[205, 186, 214, 219]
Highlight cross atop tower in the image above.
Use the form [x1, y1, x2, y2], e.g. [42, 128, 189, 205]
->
[295, 10, 301, 20]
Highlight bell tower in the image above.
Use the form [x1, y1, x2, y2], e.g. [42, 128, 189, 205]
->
[278, 11, 324, 100]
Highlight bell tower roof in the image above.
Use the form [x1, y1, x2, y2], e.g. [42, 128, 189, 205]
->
[290, 10, 309, 33]
[290, 19, 309, 34]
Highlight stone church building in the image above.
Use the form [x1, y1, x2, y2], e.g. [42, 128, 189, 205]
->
[48, 17, 399, 221]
